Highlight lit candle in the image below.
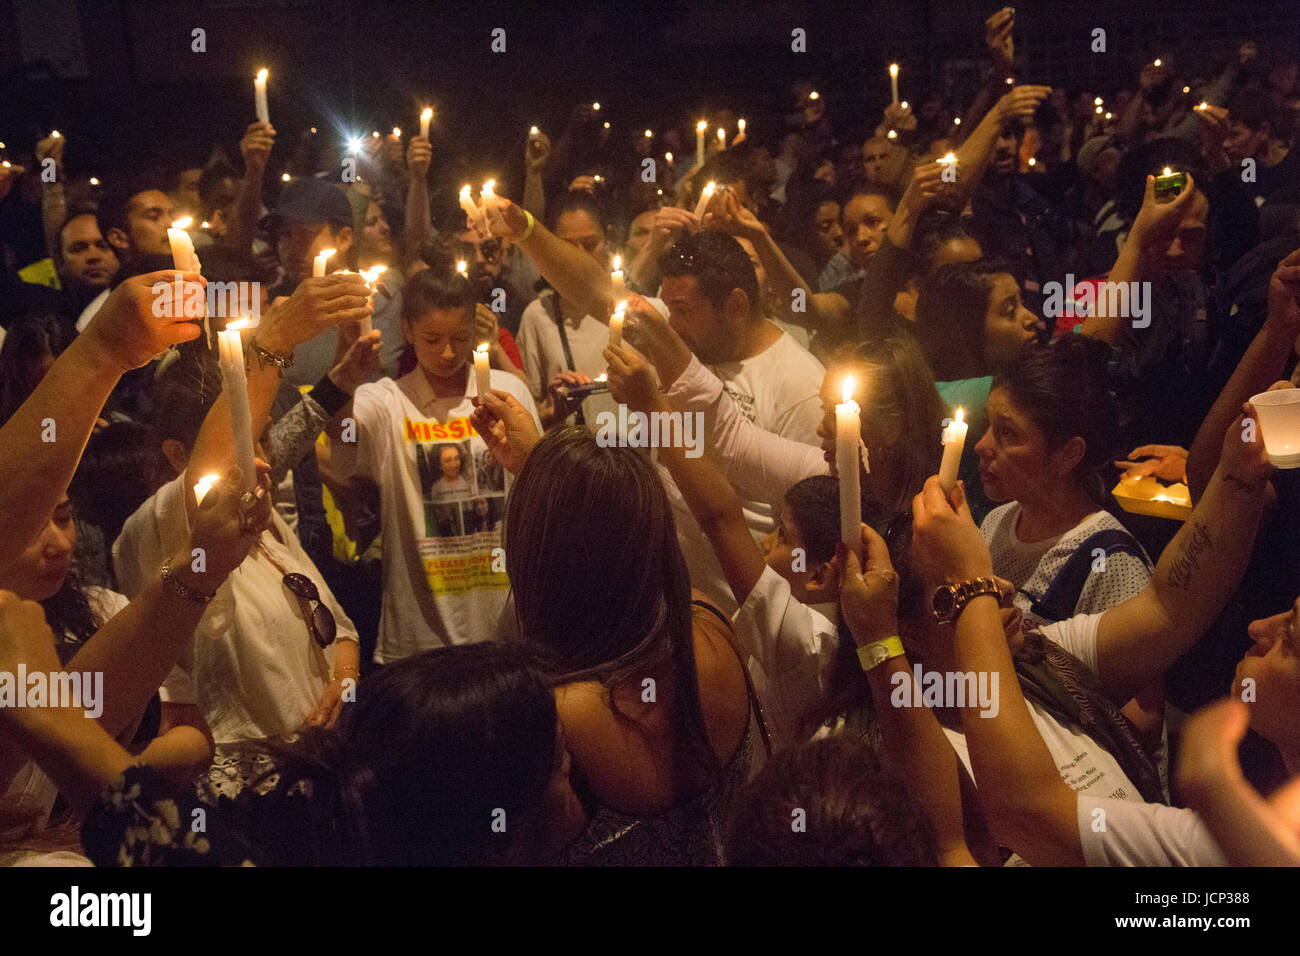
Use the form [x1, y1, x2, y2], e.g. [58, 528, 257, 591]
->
[456, 259, 468, 277]
[1153, 58, 1162, 68]
[693, 180, 717, 220]
[938, 409, 968, 493]
[217, 319, 258, 493]
[392, 127, 402, 139]
[168, 217, 197, 272]
[254, 69, 269, 125]
[420, 108, 433, 139]
[529, 125, 540, 141]
[1095, 97, 1104, 106]
[889, 63, 900, 105]
[481, 179, 507, 234]
[592, 102, 600, 112]
[359, 265, 387, 337]
[193, 473, 220, 507]
[89, 177, 100, 186]
[473, 343, 492, 399]
[644, 129, 653, 139]
[836, 376, 863, 560]
[664, 151, 673, 166]
[610, 254, 626, 302]
[716, 127, 727, 151]
[737, 118, 746, 138]
[608, 301, 627, 349]
[459, 184, 483, 235]
[313, 248, 335, 277]
[696, 120, 707, 167]
[886, 129, 898, 140]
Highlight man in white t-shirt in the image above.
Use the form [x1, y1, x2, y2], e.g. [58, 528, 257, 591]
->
[328, 267, 539, 663]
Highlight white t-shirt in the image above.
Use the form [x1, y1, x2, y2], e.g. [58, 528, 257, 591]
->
[113, 476, 357, 744]
[0, 587, 129, 854]
[329, 367, 539, 663]
[646, 307, 826, 613]
[982, 504, 1151, 628]
[1076, 795, 1226, 866]
[942, 612, 1144, 803]
[732, 564, 840, 753]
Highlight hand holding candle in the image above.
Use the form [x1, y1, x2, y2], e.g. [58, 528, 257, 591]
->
[608, 301, 627, 349]
[693, 181, 717, 220]
[358, 265, 387, 337]
[938, 409, 968, 493]
[481, 179, 508, 234]
[836, 376, 863, 560]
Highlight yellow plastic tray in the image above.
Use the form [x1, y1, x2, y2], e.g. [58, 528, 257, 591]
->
[1112, 476, 1192, 522]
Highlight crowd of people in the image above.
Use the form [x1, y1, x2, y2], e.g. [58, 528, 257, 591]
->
[1, 7, 1300, 867]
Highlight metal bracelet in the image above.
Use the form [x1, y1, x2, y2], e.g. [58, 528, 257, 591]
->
[250, 339, 294, 370]
[161, 558, 216, 605]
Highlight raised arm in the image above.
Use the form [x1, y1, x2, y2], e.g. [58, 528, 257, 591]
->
[0, 271, 202, 575]
[839, 522, 978, 866]
[911, 477, 1084, 864]
[1187, 247, 1300, 500]
[403, 134, 434, 263]
[226, 122, 274, 256]
[36, 132, 67, 260]
[1093, 408, 1271, 704]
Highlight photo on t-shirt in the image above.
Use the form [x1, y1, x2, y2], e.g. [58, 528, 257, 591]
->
[473, 445, 505, 496]
[424, 440, 477, 502]
[460, 496, 503, 535]
[426, 501, 462, 538]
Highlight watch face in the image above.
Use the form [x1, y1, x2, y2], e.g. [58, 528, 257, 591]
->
[932, 586, 956, 621]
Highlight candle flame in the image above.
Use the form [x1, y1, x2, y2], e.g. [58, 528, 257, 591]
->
[422, 107, 433, 121]
[1197, 101, 1208, 110]
[697, 120, 707, 133]
[171, 217, 193, 230]
[738, 119, 746, 131]
[955, 408, 964, 424]
[460, 184, 472, 200]
[616, 299, 628, 313]
[603, 122, 610, 129]
[392, 127, 402, 138]
[1182, 86, 1190, 94]
[1153, 58, 1162, 67]
[939, 152, 958, 165]
[475, 343, 490, 356]
[226, 318, 252, 331]
[953, 117, 961, 126]
[665, 152, 673, 163]
[702, 180, 716, 195]
[900, 101, 909, 110]
[51, 130, 60, 138]
[371, 131, 380, 138]
[1028, 157, 1037, 166]
[456, 260, 468, 275]
[841, 376, 855, 403]
[281, 172, 291, 181]
[644, 129, 653, 137]
[193, 474, 220, 506]
[482, 179, 496, 192]
[887, 129, 897, 139]
[1095, 105, 1103, 113]
[889, 63, 899, 77]
[530, 125, 539, 135]
[1162, 167, 1173, 176]
[89, 177, 100, 186]
[717, 128, 726, 141]
[596, 372, 608, 382]
[1105, 112, 1113, 120]
[592, 102, 600, 111]
[1094, 97, 1103, 106]
[256, 68, 268, 82]
[612, 254, 621, 271]
[200, 221, 210, 229]
[808, 90, 820, 100]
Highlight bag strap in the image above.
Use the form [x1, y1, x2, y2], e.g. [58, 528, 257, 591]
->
[548, 293, 586, 427]
[1029, 528, 1147, 623]
[692, 599, 773, 758]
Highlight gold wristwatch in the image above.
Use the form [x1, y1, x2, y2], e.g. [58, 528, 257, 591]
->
[931, 576, 1001, 624]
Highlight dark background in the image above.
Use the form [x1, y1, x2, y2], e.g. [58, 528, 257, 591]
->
[2, 0, 1298, 188]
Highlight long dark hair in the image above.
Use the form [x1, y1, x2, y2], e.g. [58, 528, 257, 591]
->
[992, 334, 1121, 505]
[915, 259, 1017, 381]
[246, 643, 562, 865]
[831, 337, 946, 515]
[41, 567, 99, 665]
[504, 426, 721, 782]
[0, 312, 70, 426]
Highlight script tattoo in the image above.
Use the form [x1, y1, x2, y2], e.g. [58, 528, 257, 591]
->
[1167, 521, 1212, 591]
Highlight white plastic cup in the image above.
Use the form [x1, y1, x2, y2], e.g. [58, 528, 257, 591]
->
[1249, 388, 1300, 468]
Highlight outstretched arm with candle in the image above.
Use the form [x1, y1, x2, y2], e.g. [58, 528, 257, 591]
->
[0, 271, 203, 577]
[403, 132, 434, 268]
[227, 121, 275, 257]
[184, 274, 372, 509]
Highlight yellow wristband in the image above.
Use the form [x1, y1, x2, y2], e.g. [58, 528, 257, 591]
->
[521, 209, 537, 240]
[857, 636, 905, 671]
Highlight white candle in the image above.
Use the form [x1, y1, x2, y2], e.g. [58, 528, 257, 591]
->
[836, 376, 863, 560]
[736, 118, 746, 142]
[168, 217, 195, 272]
[254, 69, 269, 125]
[359, 265, 387, 337]
[608, 302, 626, 349]
[420, 107, 433, 139]
[481, 179, 507, 234]
[313, 248, 335, 277]
[217, 320, 258, 492]
[473, 343, 492, 399]
[193, 473, 220, 507]
[693, 181, 717, 220]
[716, 127, 727, 151]
[938, 408, 968, 493]
[529, 125, 540, 141]
[459, 184, 482, 234]
[611, 254, 626, 302]
[696, 120, 706, 167]
[889, 63, 900, 105]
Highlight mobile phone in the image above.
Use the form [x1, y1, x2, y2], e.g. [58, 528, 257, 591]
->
[553, 381, 610, 402]
[1154, 169, 1186, 203]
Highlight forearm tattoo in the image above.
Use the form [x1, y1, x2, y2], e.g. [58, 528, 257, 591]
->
[1166, 521, 1213, 591]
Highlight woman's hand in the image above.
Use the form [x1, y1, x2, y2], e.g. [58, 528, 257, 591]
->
[604, 343, 662, 414]
[470, 390, 541, 474]
[834, 524, 900, 647]
[623, 294, 692, 388]
[911, 477, 994, 584]
[185, 463, 274, 585]
[329, 327, 381, 395]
